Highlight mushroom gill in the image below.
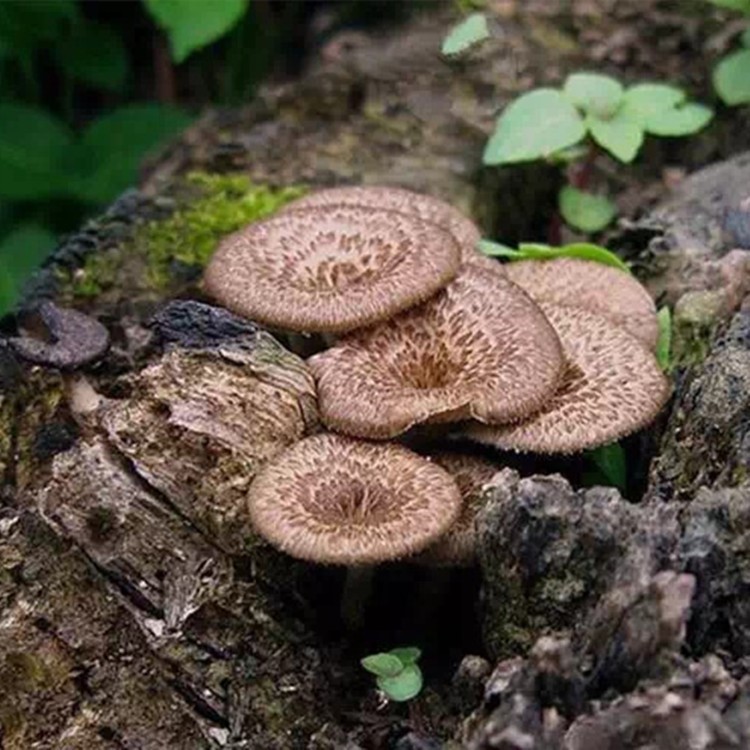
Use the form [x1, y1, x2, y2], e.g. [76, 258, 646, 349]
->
[203, 204, 461, 334]
[309, 267, 564, 439]
[247, 434, 462, 565]
[504, 257, 659, 349]
[463, 304, 671, 454]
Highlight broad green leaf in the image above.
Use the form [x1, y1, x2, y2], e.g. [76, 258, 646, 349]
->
[587, 443, 627, 492]
[55, 20, 128, 92]
[389, 647, 421, 666]
[588, 110, 644, 163]
[644, 102, 713, 136]
[707, 0, 750, 12]
[377, 664, 423, 702]
[480, 240, 630, 273]
[0, 105, 73, 200]
[621, 84, 685, 126]
[0, 224, 56, 316]
[563, 73, 623, 118]
[656, 306, 672, 371]
[478, 240, 523, 258]
[70, 105, 192, 204]
[361, 653, 404, 678]
[559, 186, 617, 233]
[483, 89, 586, 165]
[442, 13, 489, 55]
[714, 49, 750, 105]
[742, 26, 750, 46]
[144, 0, 249, 63]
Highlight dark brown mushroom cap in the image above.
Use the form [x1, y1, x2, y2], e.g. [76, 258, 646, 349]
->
[204, 205, 461, 334]
[463, 304, 671, 454]
[417, 452, 500, 566]
[285, 185, 501, 273]
[504, 257, 659, 349]
[247, 434, 462, 565]
[308, 267, 564, 439]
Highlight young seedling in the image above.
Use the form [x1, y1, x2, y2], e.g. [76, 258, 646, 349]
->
[361, 647, 424, 703]
[709, 0, 750, 105]
[482, 73, 713, 234]
[441, 12, 490, 57]
[479, 239, 630, 273]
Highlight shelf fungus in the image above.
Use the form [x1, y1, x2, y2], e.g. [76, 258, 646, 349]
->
[463, 304, 671, 455]
[504, 257, 659, 349]
[203, 204, 461, 334]
[309, 267, 564, 439]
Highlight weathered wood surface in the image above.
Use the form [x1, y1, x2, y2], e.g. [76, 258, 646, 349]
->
[3, 1, 750, 748]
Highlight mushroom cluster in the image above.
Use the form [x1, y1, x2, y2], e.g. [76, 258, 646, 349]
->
[203, 185, 670, 573]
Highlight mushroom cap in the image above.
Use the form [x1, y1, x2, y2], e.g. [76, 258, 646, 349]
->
[463, 304, 671, 454]
[417, 452, 500, 567]
[284, 185, 501, 273]
[247, 434, 462, 565]
[203, 204, 461, 334]
[309, 266, 564, 439]
[504, 257, 659, 349]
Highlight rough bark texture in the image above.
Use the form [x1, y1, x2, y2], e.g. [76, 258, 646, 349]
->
[3, 1, 750, 748]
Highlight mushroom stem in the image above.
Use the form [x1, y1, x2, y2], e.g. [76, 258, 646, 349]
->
[340, 564, 375, 630]
[63, 372, 102, 420]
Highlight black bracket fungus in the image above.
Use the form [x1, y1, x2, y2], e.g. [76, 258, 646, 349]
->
[8, 302, 110, 370]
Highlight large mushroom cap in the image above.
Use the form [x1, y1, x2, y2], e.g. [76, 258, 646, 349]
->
[504, 257, 659, 349]
[417, 452, 501, 567]
[203, 204, 461, 334]
[463, 304, 670, 454]
[309, 267, 564, 439]
[285, 185, 501, 273]
[247, 434, 462, 565]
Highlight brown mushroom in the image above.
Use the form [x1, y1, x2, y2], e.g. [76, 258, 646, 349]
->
[284, 185, 502, 273]
[463, 304, 671, 454]
[308, 266, 564, 439]
[203, 204, 461, 334]
[504, 257, 659, 349]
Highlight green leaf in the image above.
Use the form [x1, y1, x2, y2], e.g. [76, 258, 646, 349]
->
[621, 84, 686, 126]
[389, 647, 421, 666]
[70, 105, 193, 204]
[656, 306, 672, 371]
[483, 89, 586, 165]
[377, 664, 423, 702]
[478, 240, 523, 258]
[361, 653, 404, 678]
[0, 224, 57, 316]
[563, 72, 624, 118]
[55, 20, 128, 92]
[587, 443, 627, 492]
[644, 102, 714, 136]
[714, 49, 750, 105]
[480, 240, 630, 273]
[707, 0, 750, 12]
[144, 0, 249, 63]
[742, 26, 750, 46]
[442, 13, 489, 55]
[0, 0, 78, 59]
[0, 105, 73, 200]
[559, 186, 617, 233]
[587, 110, 644, 163]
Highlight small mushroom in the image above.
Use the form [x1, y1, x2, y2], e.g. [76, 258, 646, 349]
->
[309, 267, 564, 439]
[463, 304, 670, 455]
[504, 257, 659, 349]
[283, 184, 502, 272]
[203, 204, 461, 334]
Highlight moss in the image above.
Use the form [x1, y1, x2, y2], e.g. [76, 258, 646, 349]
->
[71, 251, 121, 298]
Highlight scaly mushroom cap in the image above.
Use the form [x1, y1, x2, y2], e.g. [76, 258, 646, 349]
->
[417, 452, 500, 567]
[504, 257, 659, 349]
[309, 267, 564, 439]
[285, 185, 501, 273]
[203, 205, 461, 334]
[247, 434, 462, 565]
[463, 304, 671, 454]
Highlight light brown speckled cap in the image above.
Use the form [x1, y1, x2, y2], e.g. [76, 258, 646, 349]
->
[203, 204, 461, 334]
[308, 266, 564, 439]
[463, 304, 670, 454]
[504, 257, 659, 349]
[284, 185, 502, 273]
[247, 434, 462, 565]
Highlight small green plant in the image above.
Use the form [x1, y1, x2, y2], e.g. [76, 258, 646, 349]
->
[479, 240, 630, 273]
[441, 12, 489, 56]
[709, 0, 750, 105]
[481, 74, 713, 233]
[585, 442, 627, 492]
[361, 647, 423, 703]
[656, 306, 672, 372]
